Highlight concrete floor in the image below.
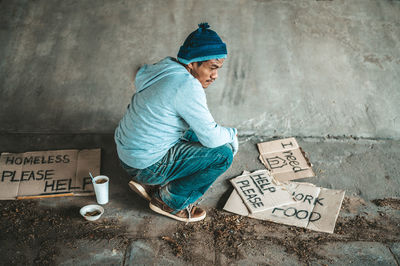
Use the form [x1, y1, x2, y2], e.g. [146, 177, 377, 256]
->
[0, 133, 399, 265]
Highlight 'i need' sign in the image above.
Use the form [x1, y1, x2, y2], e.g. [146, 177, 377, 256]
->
[257, 138, 315, 182]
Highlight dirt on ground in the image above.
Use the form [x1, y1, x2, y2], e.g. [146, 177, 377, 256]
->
[161, 197, 400, 264]
[0, 200, 130, 265]
[1, 197, 399, 265]
[372, 198, 400, 210]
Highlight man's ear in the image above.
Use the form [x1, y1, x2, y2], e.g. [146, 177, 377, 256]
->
[186, 62, 194, 70]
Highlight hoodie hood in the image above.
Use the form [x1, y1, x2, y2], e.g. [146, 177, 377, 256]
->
[135, 57, 187, 93]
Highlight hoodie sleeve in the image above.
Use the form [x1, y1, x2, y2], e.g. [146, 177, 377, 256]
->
[175, 79, 237, 148]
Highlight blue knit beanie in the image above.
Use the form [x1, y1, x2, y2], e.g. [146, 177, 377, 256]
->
[177, 22, 227, 65]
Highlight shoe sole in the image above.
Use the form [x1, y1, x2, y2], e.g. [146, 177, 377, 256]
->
[149, 202, 206, 223]
[128, 181, 151, 201]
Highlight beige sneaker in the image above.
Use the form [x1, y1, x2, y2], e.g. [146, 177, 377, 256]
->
[128, 181, 155, 201]
[149, 196, 206, 223]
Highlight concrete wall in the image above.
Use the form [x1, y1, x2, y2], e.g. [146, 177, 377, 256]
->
[1, 0, 399, 138]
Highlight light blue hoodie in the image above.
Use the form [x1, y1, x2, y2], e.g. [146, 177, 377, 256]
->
[114, 57, 237, 169]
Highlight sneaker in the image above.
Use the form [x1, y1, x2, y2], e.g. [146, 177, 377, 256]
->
[128, 181, 154, 201]
[149, 196, 206, 223]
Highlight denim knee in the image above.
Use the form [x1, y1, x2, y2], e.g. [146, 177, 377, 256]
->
[211, 144, 234, 169]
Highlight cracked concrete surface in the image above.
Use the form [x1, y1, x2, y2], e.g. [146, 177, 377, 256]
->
[1, 0, 400, 138]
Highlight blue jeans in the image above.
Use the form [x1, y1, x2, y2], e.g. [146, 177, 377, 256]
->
[120, 130, 233, 212]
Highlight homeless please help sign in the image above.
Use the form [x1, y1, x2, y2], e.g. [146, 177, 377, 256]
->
[0, 149, 100, 200]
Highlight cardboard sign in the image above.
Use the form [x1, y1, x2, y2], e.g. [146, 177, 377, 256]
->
[263, 182, 321, 228]
[230, 170, 296, 213]
[224, 172, 345, 233]
[0, 149, 101, 200]
[307, 188, 346, 232]
[257, 138, 315, 182]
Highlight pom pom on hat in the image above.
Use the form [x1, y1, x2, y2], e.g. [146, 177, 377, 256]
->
[177, 22, 227, 64]
[198, 22, 210, 31]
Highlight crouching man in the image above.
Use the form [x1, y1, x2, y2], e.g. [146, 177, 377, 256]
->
[114, 23, 238, 222]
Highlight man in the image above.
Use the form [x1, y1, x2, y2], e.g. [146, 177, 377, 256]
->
[114, 23, 238, 222]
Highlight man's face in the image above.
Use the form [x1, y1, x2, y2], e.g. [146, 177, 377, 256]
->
[187, 58, 225, 88]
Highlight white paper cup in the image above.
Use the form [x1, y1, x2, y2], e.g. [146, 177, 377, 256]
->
[93, 175, 109, 205]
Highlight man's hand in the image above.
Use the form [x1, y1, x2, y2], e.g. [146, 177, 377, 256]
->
[230, 135, 239, 157]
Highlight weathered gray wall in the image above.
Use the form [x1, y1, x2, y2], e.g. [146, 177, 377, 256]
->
[1, 0, 399, 138]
